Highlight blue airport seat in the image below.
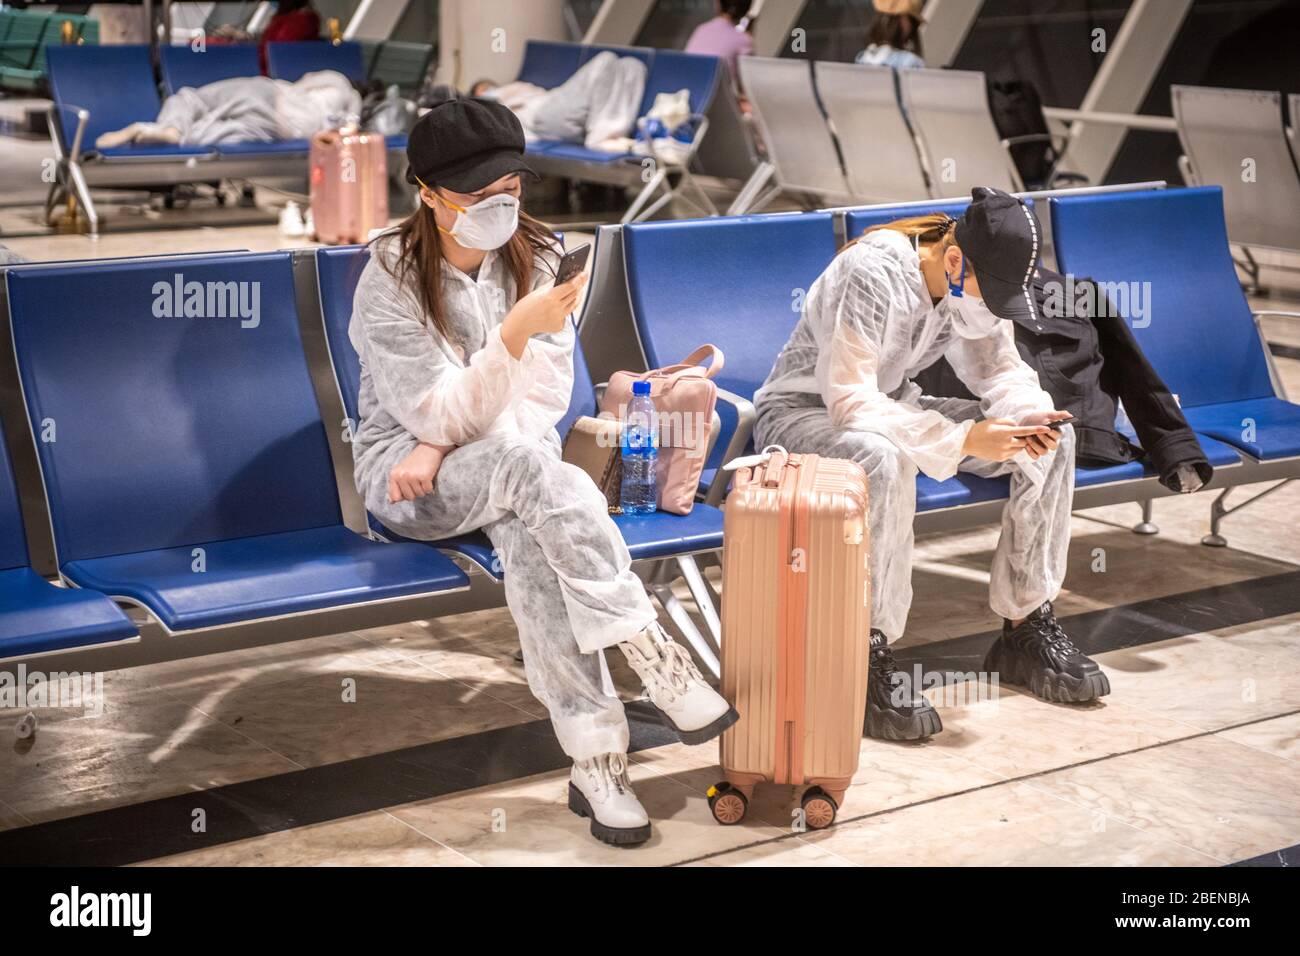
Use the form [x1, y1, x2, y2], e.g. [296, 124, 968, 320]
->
[63, 525, 465, 632]
[313, 245, 724, 576]
[1052, 186, 1294, 462]
[46, 44, 165, 151]
[516, 40, 582, 89]
[1183, 399, 1300, 461]
[622, 212, 841, 476]
[160, 44, 260, 94]
[525, 49, 719, 170]
[0, 417, 136, 659]
[267, 40, 366, 83]
[5, 253, 469, 633]
[636, 49, 718, 117]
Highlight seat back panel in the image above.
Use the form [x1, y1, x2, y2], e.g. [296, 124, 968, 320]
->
[1050, 186, 1275, 409]
[6, 253, 343, 563]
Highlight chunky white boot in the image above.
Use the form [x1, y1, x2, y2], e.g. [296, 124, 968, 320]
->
[568, 753, 651, 846]
[619, 622, 739, 745]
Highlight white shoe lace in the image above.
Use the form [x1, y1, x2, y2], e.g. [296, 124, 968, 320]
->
[585, 753, 629, 797]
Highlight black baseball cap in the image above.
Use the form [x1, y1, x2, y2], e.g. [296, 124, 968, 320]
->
[953, 186, 1043, 327]
[405, 97, 538, 193]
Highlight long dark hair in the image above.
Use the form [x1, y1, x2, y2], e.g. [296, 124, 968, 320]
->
[868, 12, 922, 56]
[371, 198, 561, 342]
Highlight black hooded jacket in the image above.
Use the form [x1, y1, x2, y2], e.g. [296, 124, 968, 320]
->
[915, 266, 1212, 492]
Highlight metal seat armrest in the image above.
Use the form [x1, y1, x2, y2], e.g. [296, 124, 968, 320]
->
[705, 386, 756, 506]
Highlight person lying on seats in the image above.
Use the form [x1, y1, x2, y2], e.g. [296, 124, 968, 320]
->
[470, 51, 647, 152]
[753, 186, 1111, 742]
[94, 70, 362, 150]
[348, 99, 737, 847]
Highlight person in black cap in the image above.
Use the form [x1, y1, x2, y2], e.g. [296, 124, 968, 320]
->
[753, 186, 1110, 741]
[346, 98, 737, 848]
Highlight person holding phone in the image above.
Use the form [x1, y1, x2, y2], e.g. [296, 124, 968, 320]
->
[349, 99, 736, 847]
[754, 187, 1109, 742]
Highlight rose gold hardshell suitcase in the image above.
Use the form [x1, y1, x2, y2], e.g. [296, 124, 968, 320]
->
[309, 126, 388, 245]
[709, 447, 870, 830]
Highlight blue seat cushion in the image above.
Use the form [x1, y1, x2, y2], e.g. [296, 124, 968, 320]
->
[95, 144, 215, 159]
[61, 525, 469, 632]
[916, 474, 1008, 511]
[0, 567, 137, 658]
[1184, 398, 1300, 461]
[528, 141, 634, 164]
[382, 505, 726, 579]
[213, 139, 311, 155]
[613, 504, 724, 561]
[437, 532, 500, 579]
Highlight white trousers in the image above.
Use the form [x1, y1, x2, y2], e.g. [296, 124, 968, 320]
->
[367, 433, 657, 761]
[756, 398, 1075, 641]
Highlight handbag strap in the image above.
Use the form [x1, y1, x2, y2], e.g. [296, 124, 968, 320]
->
[652, 344, 725, 384]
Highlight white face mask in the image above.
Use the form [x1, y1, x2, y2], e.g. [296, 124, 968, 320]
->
[435, 192, 520, 250]
[945, 292, 1001, 339]
[943, 252, 1001, 339]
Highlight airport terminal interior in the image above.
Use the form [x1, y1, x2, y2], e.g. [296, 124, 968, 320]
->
[0, 0, 1298, 869]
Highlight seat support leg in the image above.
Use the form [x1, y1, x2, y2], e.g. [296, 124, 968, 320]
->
[621, 167, 668, 224]
[643, 557, 721, 678]
[1201, 480, 1292, 548]
[1132, 498, 1159, 535]
[676, 554, 721, 649]
[66, 160, 99, 237]
[726, 160, 775, 216]
[1232, 246, 1267, 296]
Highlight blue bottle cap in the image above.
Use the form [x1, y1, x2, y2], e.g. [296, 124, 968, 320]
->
[632, 380, 651, 396]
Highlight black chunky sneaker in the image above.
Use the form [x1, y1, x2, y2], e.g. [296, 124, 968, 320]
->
[865, 630, 943, 740]
[983, 602, 1111, 702]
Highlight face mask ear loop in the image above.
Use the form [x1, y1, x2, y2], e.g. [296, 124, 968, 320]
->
[946, 253, 967, 298]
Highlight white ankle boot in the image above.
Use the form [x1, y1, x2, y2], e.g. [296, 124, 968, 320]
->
[619, 622, 738, 745]
[568, 752, 651, 846]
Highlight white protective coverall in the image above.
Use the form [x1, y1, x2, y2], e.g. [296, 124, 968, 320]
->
[753, 229, 1075, 641]
[487, 51, 648, 151]
[349, 235, 658, 761]
[96, 70, 362, 148]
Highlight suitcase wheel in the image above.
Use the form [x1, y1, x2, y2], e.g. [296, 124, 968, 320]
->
[800, 788, 837, 830]
[707, 782, 748, 826]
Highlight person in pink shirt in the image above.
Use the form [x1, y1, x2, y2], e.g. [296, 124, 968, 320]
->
[685, 1, 754, 76]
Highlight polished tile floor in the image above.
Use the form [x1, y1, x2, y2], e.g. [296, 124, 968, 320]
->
[0, 217, 1297, 867]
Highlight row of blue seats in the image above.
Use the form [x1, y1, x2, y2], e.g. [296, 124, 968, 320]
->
[0, 247, 724, 662]
[611, 186, 1297, 513]
[513, 39, 720, 168]
[4, 186, 1295, 664]
[46, 42, 402, 163]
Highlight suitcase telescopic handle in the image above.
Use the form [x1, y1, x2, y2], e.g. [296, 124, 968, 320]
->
[760, 446, 789, 488]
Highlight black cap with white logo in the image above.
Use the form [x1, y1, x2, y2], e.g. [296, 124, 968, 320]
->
[953, 186, 1043, 328]
[405, 97, 539, 193]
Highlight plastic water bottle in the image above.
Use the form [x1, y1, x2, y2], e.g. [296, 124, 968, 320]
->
[620, 380, 658, 515]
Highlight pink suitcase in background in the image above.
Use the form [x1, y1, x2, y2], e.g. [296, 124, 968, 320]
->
[709, 446, 870, 830]
[309, 125, 388, 245]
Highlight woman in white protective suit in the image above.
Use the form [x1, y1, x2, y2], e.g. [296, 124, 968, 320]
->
[754, 187, 1111, 742]
[349, 99, 737, 847]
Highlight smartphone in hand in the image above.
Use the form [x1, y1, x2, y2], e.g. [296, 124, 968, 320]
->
[554, 243, 591, 287]
[1046, 416, 1076, 431]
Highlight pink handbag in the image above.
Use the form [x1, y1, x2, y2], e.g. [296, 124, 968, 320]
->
[599, 345, 723, 515]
